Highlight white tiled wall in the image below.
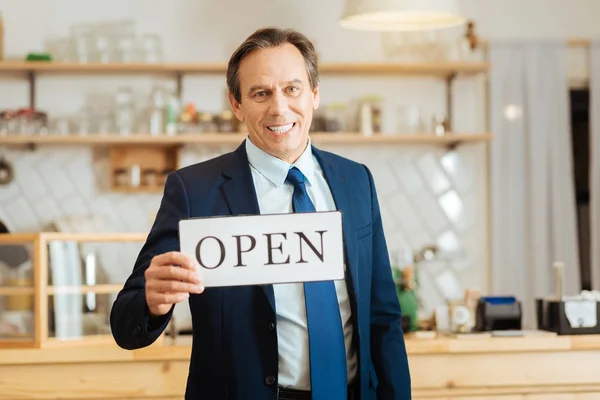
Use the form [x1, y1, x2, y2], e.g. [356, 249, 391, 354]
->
[0, 140, 488, 315]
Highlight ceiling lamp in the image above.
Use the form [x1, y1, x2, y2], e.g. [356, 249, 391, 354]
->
[340, 0, 467, 31]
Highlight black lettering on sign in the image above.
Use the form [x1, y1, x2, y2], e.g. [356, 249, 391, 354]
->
[264, 232, 290, 265]
[195, 236, 226, 269]
[232, 234, 257, 267]
[295, 230, 327, 263]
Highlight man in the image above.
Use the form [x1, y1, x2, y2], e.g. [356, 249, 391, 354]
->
[110, 27, 412, 400]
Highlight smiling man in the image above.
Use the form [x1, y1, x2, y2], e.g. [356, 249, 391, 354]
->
[227, 38, 317, 165]
[110, 27, 412, 400]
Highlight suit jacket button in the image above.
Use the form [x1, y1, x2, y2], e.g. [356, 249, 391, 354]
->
[133, 326, 141, 336]
[265, 375, 276, 386]
[268, 322, 275, 331]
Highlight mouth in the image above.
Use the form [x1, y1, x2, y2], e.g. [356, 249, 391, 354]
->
[266, 123, 296, 134]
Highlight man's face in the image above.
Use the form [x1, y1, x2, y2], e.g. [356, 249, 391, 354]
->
[229, 43, 320, 164]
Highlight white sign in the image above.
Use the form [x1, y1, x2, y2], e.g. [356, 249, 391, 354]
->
[178, 211, 345, 287]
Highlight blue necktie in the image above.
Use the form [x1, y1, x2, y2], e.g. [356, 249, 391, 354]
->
[285, 167, 347, 399]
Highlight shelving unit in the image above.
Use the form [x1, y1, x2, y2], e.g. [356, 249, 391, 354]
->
[0, 60, 489, 115]
[0, 232, 147, 349]
[0, 57, 492, 347]
[0, 60, 491, 193]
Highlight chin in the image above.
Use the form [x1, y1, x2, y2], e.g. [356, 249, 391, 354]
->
[254, 124, 308, 160]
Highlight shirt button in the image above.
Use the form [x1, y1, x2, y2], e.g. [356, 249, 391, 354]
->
[268, 322, 275, 331]
[265, 375, 276, 386]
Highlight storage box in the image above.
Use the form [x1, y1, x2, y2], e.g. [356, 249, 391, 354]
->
[536, 298, 600, 335]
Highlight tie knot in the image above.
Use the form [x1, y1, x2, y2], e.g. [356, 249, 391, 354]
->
[286, 167, 306, 187]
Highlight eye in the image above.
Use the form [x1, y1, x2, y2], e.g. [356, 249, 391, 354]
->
[255, 91, 266, 97]
[287, 86, 301, 95]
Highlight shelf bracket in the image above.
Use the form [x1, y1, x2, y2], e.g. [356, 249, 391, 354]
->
[28, 71, 37, 110]
[175, 72, 184, 101]
[444, 140, 460, 152]
[446, 72, 457, 132]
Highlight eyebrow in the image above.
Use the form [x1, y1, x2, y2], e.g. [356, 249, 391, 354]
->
[247, 79, 304, 94]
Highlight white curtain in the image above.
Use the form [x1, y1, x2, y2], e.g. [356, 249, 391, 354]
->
[489, 41, 581, 328]
[590, 42, 600, 290]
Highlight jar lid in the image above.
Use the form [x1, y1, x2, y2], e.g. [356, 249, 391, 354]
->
[220, 110, 233, 120]
[199, 113, 213, 122]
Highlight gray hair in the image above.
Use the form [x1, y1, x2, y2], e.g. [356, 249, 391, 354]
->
[226, 27, 320, 103]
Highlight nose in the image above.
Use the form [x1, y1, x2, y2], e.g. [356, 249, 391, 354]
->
[268, 90, 289, 116]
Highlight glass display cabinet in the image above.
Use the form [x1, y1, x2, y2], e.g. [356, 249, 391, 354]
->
[0, 232, 149, 348]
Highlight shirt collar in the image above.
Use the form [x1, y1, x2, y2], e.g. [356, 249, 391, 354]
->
[245, 136, 316, 187]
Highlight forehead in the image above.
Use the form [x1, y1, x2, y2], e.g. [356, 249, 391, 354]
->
[237, 43, 309, 87]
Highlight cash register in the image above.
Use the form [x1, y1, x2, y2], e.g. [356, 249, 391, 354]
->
[475, 296, 522, 331]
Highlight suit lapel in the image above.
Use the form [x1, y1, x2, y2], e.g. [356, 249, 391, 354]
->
[221, 142, 276, 312]
[221, 143, 261, 216]
[312, 147, 359, 300]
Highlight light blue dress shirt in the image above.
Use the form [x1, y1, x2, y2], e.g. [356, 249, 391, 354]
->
[245, 137, 358, 390]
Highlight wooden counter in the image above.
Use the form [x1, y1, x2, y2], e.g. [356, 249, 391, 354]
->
[1, 334, 600, 399]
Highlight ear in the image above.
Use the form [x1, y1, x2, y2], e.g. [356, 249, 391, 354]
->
[228, 92, 244, 122]
[312, 84, 320, 110]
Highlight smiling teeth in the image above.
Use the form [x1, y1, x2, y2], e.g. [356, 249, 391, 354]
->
[268, 123, 294, 133]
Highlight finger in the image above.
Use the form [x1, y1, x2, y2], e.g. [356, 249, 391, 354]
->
[147, 291, 189, 306]
[148, 279, 204, 294]
[148, 265, 202, 285]
[152, 251, 197, 271]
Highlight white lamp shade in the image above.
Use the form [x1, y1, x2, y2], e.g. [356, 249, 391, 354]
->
[340, 0, 467, 31]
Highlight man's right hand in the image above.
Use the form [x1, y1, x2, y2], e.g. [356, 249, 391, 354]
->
[144, 251, 204, 317]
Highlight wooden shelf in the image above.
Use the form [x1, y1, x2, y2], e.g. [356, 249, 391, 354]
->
[40, 232, 147, 242]
[0, 61, 225, 74]
[310, 133, 492, 145]
[0, 232, 148, 243]
[0, 61, 489, 77]
[0, 132, 492, 146]
[0, 284, 123, 296]
[43, 334, 120, 348]
[319, 61, 489, 76]
[111, 185, 164, 194]
[0, 286, 35, 296]
[48, 284, 123, 295]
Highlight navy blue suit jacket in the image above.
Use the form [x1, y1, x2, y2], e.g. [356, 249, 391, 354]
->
[110, 141, 412, 399]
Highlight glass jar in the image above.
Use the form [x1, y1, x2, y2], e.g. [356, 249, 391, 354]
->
[114, 168, 128, 188]
[142, 169, 158, 187]
[178, 103, 198, 134]
[115, 34, 139, 63]
[114, 87, 135, 136]
[218, 110, 234, 133]
[16, 108, 36, 135]
[324, 103, 348, 133]
[199, 113, 217, 133]
[140, 34, 163, 63]
[358, 95, 383, 136]
[149, 87, 166, 136]
[0, 111, 17, 135]
[397, 105, 422, 134]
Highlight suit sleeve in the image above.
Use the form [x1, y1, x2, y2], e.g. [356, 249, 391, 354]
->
[364, 165, 412, 399]
[110, 172, 190, 350]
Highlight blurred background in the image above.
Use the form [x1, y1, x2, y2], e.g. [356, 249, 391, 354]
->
[0, 1, 599, 399]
